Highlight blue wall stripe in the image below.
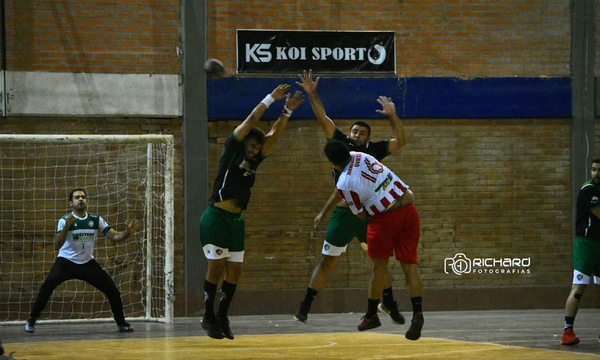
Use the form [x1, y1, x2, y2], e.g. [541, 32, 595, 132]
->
[207, 77, 571, 120]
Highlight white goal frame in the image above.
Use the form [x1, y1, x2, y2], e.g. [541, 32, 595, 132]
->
[0, 134, 175, 324]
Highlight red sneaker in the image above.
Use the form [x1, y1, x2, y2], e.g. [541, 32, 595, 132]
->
[561, 328, 580, 345]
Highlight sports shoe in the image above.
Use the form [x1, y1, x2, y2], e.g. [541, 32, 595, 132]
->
[378, 302, 405, 325]
[217, 317, 234, 340]
[201, 317, 225, 339]
[405, 314, 424, 340]
[357, 313, 381, 331]
[561, 328, 580, 345]
[294, 302, 310, 323]
[117, 322, 134, 332]
[24, 318, 35, 333]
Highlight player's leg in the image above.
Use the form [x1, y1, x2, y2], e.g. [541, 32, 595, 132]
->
[26, 257, 73, 333]
[295, 207, 359, 322]
[200, 205, 243, 339]
[393, 205, 423, 340]
[216, 259, 243, 340]
[562, 235, 598, 345]
[80, 259, 132, 332]
[213, 212, 245, 340]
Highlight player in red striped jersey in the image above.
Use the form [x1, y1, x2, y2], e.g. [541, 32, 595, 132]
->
[325, 140, 424, 341]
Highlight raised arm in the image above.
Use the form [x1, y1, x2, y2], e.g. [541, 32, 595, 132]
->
[375, 96, 406, 153]
[314, 188, 344, 229]
[234, 84, 291, 141]
[261, 90, 305, 156]
[106, 220, 139, 242]
[54, 215, 75, 251]
[296, 70, 335, 138]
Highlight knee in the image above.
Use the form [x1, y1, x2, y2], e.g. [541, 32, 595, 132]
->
[320, 256, 338, 271]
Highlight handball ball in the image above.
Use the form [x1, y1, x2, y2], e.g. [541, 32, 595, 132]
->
[205, 58, 225, 79]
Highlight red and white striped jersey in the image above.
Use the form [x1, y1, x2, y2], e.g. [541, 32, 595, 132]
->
[336, 151, 409, 216]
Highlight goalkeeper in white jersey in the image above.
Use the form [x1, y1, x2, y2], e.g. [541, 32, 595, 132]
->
[24, 188, 137, 334]
[324, 140, 425, 341]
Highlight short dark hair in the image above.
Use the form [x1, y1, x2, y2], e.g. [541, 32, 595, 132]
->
[324, 140, 351, 167]
[246, 127, 266, 145]
[69, 188, 87, 202]
[592, 158, 600, 165]
[350, 121, 371, 137]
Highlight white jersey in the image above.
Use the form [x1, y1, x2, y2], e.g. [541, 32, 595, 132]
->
[336, 151, 409, 216]
[57, 212, 111, 264]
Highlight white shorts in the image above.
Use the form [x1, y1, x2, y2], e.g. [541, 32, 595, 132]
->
[572, 269, 600, 285]
[321, 240, 347, 256]
[203, 244, 244, 263]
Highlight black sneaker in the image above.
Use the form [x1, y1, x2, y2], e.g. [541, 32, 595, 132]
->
[378, 302, 405, 325]
[217, 317, 234, 340]
[405, 314, 424, 340]
[357, 313, 381, 331]
[294, 302, 310, 323]
[24, 318, 36, 333]
[201, 317, 225, 339]
[117, 322, 134, 332]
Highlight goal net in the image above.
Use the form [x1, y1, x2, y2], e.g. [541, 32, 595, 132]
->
[0, 134, 174, 324]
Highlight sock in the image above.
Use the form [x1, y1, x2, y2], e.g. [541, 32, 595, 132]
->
[203, 279, 218, 319]
[302, 287, 319, 307]
[0, 343, 4, 356]
[366, 298, 379, 318]
[410, 296, 423, 315]
[382, 286, 394, 307]
[565, 316, 575, 330]
[217, 280, 238, 319]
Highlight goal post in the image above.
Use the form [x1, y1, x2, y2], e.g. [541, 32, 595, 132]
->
[0, 134, 175, 324]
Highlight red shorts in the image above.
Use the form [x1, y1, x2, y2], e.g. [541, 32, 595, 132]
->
[367, 204, 420, 263]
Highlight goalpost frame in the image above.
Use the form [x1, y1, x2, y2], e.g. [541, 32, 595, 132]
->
[0, 134, 175, 324]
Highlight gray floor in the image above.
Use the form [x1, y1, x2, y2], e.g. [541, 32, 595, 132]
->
[2, 309, 600, 356]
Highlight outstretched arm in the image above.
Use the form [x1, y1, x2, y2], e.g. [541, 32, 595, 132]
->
[234, 84, 291, 141]
[296, 69, 335, 139]
[314, 188, 344, 229]
[262, 90, 306, 156]
[376, 96, 406, 153]
[107, 220, 140, 242]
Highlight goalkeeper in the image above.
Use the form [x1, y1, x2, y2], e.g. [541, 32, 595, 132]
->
[24, 188, 138, 333]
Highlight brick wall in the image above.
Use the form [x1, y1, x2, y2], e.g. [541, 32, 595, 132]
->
[208, 0, 570, 77]
[6, 0, 181, 73]
[208, 118, 571, 295]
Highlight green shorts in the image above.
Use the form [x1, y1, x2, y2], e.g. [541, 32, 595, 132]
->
[325, 206, 368, 247]
[200, 205, 245, 252]
[573, 235, 600, 283]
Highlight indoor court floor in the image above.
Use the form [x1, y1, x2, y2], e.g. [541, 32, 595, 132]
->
[3, 309, 600, 360]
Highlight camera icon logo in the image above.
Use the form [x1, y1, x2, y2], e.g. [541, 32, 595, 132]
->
[444, 253, 472, 275]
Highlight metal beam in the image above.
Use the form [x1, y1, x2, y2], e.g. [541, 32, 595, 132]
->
[182, 0, 208, 316]
[571, 0, 596, 234]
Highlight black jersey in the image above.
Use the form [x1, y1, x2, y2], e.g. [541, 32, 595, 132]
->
[331, 128, 390, 161]
[576, 181, 600, 239]
[210, 132, 265, 210]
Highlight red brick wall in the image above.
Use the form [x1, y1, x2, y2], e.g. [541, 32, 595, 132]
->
[208, 119, 571, 295]
[6, 0, 181, 73]
[208, 0, 570, 77]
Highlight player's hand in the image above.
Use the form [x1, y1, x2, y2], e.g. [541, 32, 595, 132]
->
[313, 213, 324, 229]
[271, 84, 291, 101]
[375, 96, 397, 117]
[126, 219, 142, 235]
[295, 69, 320, 95]
[65, 214, 76, 227]
[285, 91, 305, 111]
